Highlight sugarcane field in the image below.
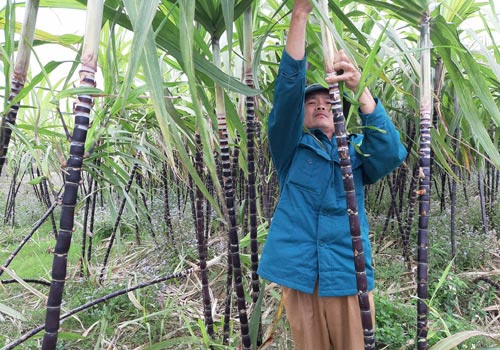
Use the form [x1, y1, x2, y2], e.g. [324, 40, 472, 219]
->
[0, 0, 499, 349]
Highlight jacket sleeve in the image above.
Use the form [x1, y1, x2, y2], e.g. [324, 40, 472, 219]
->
[268, 50, 307, 184]
[358, 98, 407, 184]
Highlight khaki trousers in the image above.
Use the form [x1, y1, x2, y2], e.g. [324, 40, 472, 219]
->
[282, 285, 375, 350]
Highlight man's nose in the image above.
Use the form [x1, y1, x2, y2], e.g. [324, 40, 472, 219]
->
[316, 103, 327, 110]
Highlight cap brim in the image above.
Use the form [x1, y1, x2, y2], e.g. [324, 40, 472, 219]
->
[305, 83, 329, 97]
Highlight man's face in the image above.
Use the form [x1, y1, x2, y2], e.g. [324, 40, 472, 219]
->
[304, 91, 334, 138]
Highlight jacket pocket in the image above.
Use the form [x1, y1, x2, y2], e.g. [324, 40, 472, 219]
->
[286, 145, 329, 195]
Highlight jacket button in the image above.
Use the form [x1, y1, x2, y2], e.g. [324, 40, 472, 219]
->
[319, 241, 324, 246]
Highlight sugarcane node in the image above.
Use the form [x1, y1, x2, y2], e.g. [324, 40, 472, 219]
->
[415, 189, 426, 195]
[418, 167, 425, 178]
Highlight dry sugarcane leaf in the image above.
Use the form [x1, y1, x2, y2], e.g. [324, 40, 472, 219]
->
[0, 301, 25, 320]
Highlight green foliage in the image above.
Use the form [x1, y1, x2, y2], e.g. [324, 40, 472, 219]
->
[375, 294, 416, 348]
[0, 227, 78, 280]
[1, 0, 499, 349]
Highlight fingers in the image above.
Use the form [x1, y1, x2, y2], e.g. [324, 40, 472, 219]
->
[335, 50, 350, 64]
[325, 50, 361, 91]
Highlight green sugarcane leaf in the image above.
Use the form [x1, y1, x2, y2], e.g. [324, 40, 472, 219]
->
[432, 17, 500, 169]
[193, 0, 217, 35]
[429, 331, 500, 350]
[120, 0, 159, 116]
[39, 0, 85, 9]
[438, 0, 476, 25]
[54, 332, 86, 340]
[250, 281, 265, 350]
[466, 28, 500, 88]
[9, 60, 64, 106]
[28, 175, 44, 185]
[221, 0, 235, 67]
[0, 21, 85, 49]
[328, 1, 370, 51]
[353, 0, 422, 26]
[81, 0, 259, 96]
[126, 0, 222, 219]
[214, 0, 254, 40]
[54, 86, 104, 100]
[433, 16, 500, 128]
[429, 128, 460, 182]
[179, 0, 223, 210]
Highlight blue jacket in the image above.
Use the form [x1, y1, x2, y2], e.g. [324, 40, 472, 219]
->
[257, 50, 407, 297]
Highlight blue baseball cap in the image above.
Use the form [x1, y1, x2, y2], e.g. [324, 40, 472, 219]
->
[305, 83, 329, 98]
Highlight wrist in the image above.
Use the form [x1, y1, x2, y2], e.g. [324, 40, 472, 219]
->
[292, 7, 311, 19]
[359, 88, 376, 114]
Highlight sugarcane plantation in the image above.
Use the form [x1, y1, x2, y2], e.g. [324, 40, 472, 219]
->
[0, 1, 499, 349]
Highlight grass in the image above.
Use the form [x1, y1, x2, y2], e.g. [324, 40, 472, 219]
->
[0, 227, 79, 281]
[0, 173, 499, 349]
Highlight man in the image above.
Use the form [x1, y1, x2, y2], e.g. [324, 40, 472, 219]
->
[256, 0, 407, 349]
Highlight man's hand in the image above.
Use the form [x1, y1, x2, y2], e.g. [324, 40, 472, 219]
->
[325, 50, 376, 114]
[286, 0, 313, 60]
[325, 50, 360, 91]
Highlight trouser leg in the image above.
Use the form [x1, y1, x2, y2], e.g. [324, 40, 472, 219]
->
[282, 286, 375, 350]
[322, 292, 375, 350]
[282, 285, 330, 350]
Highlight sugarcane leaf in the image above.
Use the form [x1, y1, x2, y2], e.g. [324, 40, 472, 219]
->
[0, 266, 47, 300]
[153, 16, 259, 96]
[179, 0, 223, 211]
[54, 86, 104, 100]
[193, 0, 217, 35]
[432, 16, 500, 128]
[52, 332, 86, 340]
[327, 0, 370, 51]
[437, 0, 477, 25]
[124, 0, 222, 218]
[352, 0, 422, 26]
[429, 128, 459, 181]
[9, 60, 64, 105]
[432, 16, 500, 169]
[466, 28, 500, 83]
[27, 175, 45, 185]
[0, 16, 84, 48]
[429, 331, 500, 350]
[39, 0, 85, 9]
[250, 281, 265, 350]
[221, 0, 235, 68]
[429, 258, 455, 306]
[224, 90, 247, 146]
[120, 0, 159, 115]
[0, 302, 25, 320]
[79, 0, 259, 96]
[481, 1, 500, 60]
[212, 0, 254, 40]
[372, 12, 420, 80]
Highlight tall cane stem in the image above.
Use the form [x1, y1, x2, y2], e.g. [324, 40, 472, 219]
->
[317, 1, 375, 348]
